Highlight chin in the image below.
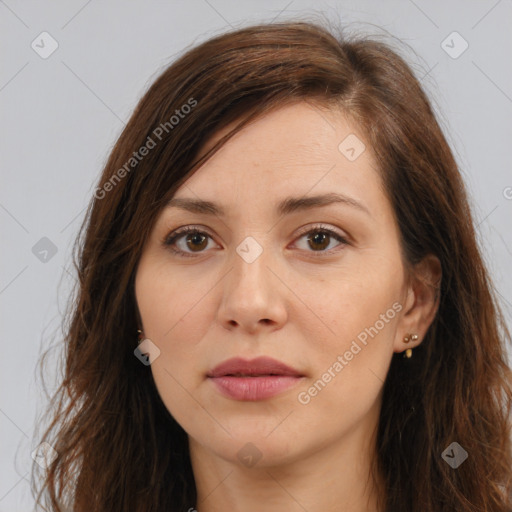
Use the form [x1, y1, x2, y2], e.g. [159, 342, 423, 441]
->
[214, 431, 303, 468]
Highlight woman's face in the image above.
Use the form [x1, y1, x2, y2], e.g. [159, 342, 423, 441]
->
[135, 101, 415, 468]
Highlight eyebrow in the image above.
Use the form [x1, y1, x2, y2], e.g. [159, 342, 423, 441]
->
[165, 192, 371, 217]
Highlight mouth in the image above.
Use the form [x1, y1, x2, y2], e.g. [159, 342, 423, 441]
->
[207, 356, 305, 401]
[223, 373, 290, 377]
[207, 356, 304, 379]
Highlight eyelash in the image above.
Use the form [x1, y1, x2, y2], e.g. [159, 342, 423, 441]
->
[163, 224, 349, 258]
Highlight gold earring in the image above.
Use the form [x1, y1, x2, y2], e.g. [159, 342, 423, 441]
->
[137, 329, 144, 344]
[403, 333, 418, 358]
[403, 333, 418, 344]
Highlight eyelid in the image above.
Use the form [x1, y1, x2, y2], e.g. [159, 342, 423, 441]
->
[162, 225, 219, 257]
[290, 223, 350, 253]
[293, 223, 346, 240]
[162, 224, 215, 240]
[163, 223, 350, 257]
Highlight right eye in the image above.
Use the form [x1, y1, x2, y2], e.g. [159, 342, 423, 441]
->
[163, 226, 218, 257]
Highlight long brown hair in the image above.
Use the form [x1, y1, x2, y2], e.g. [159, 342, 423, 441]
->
[32, 20, 512, 511]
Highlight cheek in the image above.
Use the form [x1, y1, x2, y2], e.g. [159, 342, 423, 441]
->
[135, 257, 212, 341]
[135, 261, 210, 420]
[306, 265, 401, 337]
[294, 283, 399, 428]
[150, 358, 209, 440]
[135, 259, 216, 382]
[303, 268, 402, 385]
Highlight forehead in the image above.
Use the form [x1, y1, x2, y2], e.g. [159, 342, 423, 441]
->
[172, 101, 386, 216]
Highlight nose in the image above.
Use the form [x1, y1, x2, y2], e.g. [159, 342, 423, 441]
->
[216, 240, 288, 335]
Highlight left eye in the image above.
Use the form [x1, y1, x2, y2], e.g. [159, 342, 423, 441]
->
[294, 228, 348, 253]
[164, 225, 348, 257]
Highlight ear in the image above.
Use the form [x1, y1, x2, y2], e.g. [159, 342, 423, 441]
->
[393, 253, 442, 353]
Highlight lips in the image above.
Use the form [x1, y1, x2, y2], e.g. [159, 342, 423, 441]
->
[207, 356, 305, 401]
[207, 356, 303, 378]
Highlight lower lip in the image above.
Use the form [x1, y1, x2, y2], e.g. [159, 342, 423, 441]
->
[208, 375, 303, 401]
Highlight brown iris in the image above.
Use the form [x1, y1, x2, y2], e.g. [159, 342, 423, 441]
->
[185, 232, 208, 252]
[307, 231, 330, 251]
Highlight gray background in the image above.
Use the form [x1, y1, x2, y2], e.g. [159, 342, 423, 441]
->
[1, 1, 511, 510]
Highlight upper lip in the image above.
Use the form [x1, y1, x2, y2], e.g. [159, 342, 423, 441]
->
[207, 356, 303, 378]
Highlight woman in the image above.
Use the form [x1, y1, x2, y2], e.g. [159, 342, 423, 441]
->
[33, 20, 512, 512]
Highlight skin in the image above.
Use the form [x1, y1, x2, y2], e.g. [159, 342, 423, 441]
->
[135, 101, 441, 512]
